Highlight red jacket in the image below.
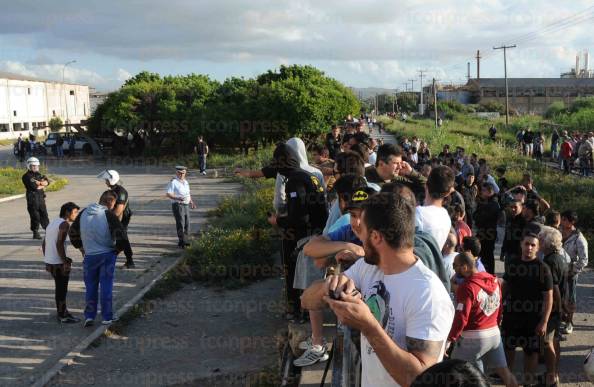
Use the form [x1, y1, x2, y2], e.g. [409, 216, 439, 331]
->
[560, 141, 573, 159]
[448, 272, 502, 341]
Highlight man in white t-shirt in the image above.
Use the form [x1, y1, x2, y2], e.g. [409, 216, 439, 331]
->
[302, 193, 454, 387]
[415, 166, 455, 249]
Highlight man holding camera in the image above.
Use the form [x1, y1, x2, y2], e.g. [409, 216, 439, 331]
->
[302, 193, 454, 387]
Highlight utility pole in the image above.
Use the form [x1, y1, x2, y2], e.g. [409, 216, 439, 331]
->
[476, 50, 481, 80]
[409, 79, 415, 92]
[493, 44, 516, 127]
[433, 78, 438, 128]
[403, 83, 408, 92]
[467, 62, 471, 81]
[418, 69, 427, 114]
[62, 60, 76, 131]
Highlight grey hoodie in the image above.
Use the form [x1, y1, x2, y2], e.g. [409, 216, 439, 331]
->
[69, 203, 133, 258]
[273, 137, 326, 214]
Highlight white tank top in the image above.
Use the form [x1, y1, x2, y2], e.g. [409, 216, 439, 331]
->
[44, 218, 68, 264]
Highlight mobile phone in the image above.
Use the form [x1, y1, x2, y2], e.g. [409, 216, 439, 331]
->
[329, 289, 341, 300]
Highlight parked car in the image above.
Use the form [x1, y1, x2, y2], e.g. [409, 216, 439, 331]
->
[44, 133, 94, 155]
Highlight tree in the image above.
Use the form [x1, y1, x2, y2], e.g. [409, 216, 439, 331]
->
[89, 66, 359, 154]
[48, 117, 63, 132]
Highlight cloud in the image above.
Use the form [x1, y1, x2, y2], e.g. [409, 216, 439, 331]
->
[0, 60, 130, 90]
[0, 0, 592, 88]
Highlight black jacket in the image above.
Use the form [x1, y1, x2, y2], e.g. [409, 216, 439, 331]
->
[263, 143, 328, 241]
[22, 170, 49, 201]
[502, 214, 526, 257]
[474, 196, 500, 237]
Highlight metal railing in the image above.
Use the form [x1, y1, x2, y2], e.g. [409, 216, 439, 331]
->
[331, 324, 361, 387]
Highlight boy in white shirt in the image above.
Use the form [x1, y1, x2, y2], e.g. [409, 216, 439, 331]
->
[416, 166, 455, 249]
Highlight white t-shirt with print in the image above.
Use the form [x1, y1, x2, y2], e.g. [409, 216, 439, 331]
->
[344, 258, 454, 387]
[415, 205, 451, 249]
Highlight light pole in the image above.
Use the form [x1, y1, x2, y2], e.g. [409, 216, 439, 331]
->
[62, 60, 76, 131]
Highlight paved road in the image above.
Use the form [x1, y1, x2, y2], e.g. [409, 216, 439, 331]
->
[0, 155, 239, 386]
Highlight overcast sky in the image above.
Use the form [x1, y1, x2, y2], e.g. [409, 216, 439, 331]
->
[1, 0, 593, 91]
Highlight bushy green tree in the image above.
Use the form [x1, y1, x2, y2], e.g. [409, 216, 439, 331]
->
[90, 65, 359, 154]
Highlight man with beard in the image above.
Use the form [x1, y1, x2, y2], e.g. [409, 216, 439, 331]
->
[302, 193, 454, 387]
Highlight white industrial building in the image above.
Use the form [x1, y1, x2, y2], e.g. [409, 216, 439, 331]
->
[0, 71, 90, 140]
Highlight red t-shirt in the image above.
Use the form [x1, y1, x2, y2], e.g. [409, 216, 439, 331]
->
[448, 272, 502, 341]
[561, 141, 573, 159]
[455, 220, 472, 251]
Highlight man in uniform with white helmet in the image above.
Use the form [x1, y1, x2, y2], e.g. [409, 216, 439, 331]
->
[22, 157, 50, 239]
[166, 166, 196, 248]
[97, 169, 135, 268]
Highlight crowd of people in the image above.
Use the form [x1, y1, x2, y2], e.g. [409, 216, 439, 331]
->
[516, 127, 594, 176]
[236, 117, 589, 386]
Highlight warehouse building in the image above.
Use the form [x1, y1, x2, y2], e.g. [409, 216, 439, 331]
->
[466, 78, 594, 114]
[0, 71, 90, 140]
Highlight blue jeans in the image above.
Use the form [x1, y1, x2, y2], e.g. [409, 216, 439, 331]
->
[198, 154, 206, 173]
[83, 251, 117, 320]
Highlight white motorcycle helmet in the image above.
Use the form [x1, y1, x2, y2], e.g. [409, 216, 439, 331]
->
[26, 157, 40, 170]
[585, 348, 594, 382]
[97, 170, 120, 186]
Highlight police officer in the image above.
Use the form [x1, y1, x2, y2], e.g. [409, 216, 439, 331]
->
[166, 166, 196, 248]
[22, 157, 50, 239]
[97, 169, 135, 268]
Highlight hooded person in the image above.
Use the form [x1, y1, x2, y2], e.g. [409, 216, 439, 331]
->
[264, 143, 328, 318]
[272, 138, 326, 215]
[447, 253, 517, 386]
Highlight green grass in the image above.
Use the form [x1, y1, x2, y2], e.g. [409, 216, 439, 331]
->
[0, 167, 68, 196]
[0, 139, 15, 146]
[184, 178, 278, 288]
[383, 113, 594, 261]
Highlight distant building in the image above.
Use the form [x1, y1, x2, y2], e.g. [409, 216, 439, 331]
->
[424, 78, 594, 115]
[466, 78, 594, 114]
[0, 71, 90, 140]
[89, 90, 109, 116]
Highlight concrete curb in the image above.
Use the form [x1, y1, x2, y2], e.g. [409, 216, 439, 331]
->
[31, 254, 184, 387]
[0, 193, 25, 203]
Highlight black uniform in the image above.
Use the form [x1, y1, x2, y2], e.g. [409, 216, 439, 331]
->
[110, 184, 134, 267]
[22, 170, 49, 233]
[110, 184, 132, 228]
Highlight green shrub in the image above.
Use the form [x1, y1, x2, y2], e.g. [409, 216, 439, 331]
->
[568, 97, 594, 113]
[183, 227, 277, 286]
[544, 101, 566, 119]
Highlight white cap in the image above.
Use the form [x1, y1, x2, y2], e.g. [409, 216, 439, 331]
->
[97, 170, 120, 186]
[26, 157, 40, 169]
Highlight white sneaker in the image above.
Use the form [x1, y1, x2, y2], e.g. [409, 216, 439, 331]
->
[293, 345, 329, 367]
[298, 336, 327, 350]
[101, 316, 120, 325]
[83, 318, 94, 328]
